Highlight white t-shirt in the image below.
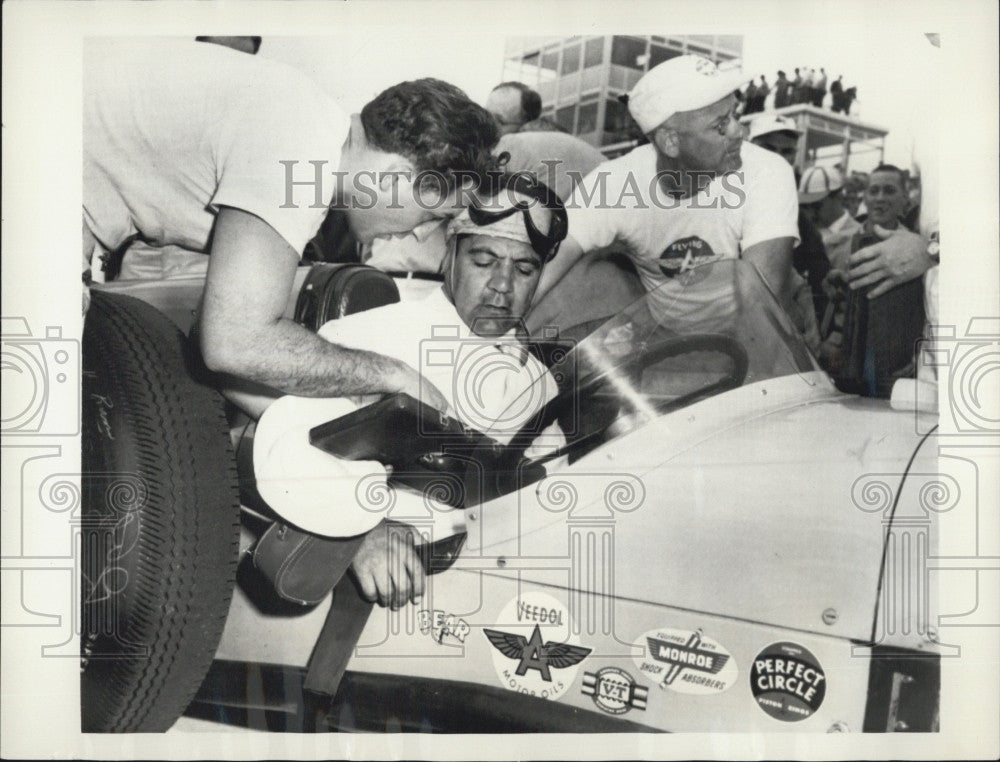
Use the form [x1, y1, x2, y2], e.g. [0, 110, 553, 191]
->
[84, 39, 348, 257]
[253, 288, 563, 536]
[567, 141, 799, 318]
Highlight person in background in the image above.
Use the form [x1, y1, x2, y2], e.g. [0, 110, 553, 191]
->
[755, 75, 771, 112]
[749, 115, 830, 342]
[902, 174, 922, 232]
[830, 75, 844, 112]
[790, 68, 805, 105]
[486, 81, 543, 136]
[529, 55, 798, 335]
[773, 70, 791, 109]
[797, 166, 861, 370]
[798, 166, 860, 272]
[195, 35, 262, 54]
[743, 77, 759, 115]
[848, 33, 939, 409]
[797, 67, 811, 104]
[834, 165, 925, 396]
[841, 86, 858, 115]
[813, 67, 828, 107]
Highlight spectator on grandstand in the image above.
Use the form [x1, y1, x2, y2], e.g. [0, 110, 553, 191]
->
[756, 75, 771, 112]
[812, 68, 828, 107]
[774, 70, 792, 109]
[830, 75, 844, 112]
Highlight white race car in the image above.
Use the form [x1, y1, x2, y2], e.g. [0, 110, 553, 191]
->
[81, 258, 940, 734]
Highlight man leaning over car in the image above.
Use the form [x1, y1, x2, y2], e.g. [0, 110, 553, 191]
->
[252, 174, 568, 609]
[527, 54, 799, 333]
[83, 38, 499, 413]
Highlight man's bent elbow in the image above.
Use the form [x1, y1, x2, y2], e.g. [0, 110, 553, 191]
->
[198, 320, 254, 377]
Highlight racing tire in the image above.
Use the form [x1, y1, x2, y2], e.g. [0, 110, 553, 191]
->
[81, 290, 240, 732]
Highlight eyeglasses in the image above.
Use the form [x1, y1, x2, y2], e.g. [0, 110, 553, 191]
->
[466, 175, 568, 261]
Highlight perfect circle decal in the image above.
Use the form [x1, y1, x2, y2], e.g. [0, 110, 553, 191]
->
[749, 641, 827, 722]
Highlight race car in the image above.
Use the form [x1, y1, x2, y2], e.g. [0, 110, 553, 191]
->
[81, 257, 940, 734]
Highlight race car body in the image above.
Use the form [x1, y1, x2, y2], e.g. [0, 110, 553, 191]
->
[191, 258, 940, 733]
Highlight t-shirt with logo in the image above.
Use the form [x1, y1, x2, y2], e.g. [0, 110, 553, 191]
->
[566, 141, 799, 324]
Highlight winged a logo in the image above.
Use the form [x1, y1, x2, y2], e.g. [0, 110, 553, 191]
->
[484, 624, 591, 682]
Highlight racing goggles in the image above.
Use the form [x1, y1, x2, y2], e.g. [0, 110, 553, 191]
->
[464, 175, 568, 262]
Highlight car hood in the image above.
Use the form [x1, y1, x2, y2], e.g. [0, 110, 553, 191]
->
[466, 375, 936, 641]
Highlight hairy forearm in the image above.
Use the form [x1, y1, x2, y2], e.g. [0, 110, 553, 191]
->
[200, 315, 410, 399]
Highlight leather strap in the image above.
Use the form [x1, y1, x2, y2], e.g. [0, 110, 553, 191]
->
[303, 574, 374, 696]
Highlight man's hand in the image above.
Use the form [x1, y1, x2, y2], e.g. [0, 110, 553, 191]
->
[199, 207, 449, 413]
[350, 521, 426, 609]
[848, 225, 933, 299]
[391, 364, 449, 412]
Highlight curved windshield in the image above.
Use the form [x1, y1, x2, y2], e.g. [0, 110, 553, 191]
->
[501, 258, 821, 466]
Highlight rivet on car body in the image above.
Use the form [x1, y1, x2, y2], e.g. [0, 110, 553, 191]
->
[468, 512, 476, 522]
[894, 720, 909, 731]
[497, 557, 506, 568]
[822, 607, 838, 625]
[926, 626, 939, 643]
[827, 721, 849, 733]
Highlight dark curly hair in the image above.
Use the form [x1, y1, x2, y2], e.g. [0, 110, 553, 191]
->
[361, 78, 501, 192]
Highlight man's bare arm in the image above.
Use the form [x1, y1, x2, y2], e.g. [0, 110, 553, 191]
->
[743, 236, 795, 300]
[198, 207, 446, 408]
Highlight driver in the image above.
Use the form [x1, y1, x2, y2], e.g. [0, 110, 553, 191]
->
[252, 173, 568, 608]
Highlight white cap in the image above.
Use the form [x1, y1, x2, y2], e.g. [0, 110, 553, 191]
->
[628, 55, 748, 134]
[747, 114, 802, 142]
[798, 166, 845, 204]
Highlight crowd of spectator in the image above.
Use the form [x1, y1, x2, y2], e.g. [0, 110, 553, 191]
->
[741, 67, 858, 115]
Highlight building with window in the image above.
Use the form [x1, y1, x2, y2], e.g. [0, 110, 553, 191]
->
[501, 35, 743, 156]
